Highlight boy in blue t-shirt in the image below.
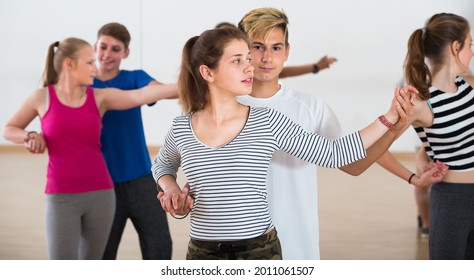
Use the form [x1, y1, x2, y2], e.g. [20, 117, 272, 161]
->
[93, 22, 176, 259]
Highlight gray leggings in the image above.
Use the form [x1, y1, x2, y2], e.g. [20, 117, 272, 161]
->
[430, 182, 474, 260]
[45, 189, 115, 260]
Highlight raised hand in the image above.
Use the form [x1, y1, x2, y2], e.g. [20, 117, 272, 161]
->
[387, 85, 419, 126]
[390, 85, 418, 136]
[315, 55, 338, 70]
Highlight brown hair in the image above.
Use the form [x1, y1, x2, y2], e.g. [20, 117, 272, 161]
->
[42, 37, 91, 87]
[238, 7, 289, 46]
[404, 13, 470, 100]
[178, 27, 249, 114]
[97, 22, 131, 49]
[215, 22, 237, 29]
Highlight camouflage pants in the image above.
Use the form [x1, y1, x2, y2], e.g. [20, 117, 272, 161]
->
[186, 228, 282, 260]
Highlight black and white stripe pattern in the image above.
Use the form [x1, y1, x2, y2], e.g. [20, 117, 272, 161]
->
[152, 107, 366, 241]
[414, 77, 474, 171]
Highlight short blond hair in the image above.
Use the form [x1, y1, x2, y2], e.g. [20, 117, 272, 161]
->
[238, 7, 289, 45]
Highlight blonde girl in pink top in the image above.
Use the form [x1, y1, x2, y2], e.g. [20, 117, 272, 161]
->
[3, 37, 177, 259]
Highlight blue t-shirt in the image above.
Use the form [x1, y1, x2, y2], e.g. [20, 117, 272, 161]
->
[93, 70, 154, 183]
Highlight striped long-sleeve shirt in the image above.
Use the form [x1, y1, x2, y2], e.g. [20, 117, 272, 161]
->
[414, 77, 474, 171]
[152, 107, 366, 241]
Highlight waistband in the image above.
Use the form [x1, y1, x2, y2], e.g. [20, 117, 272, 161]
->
[190, 228, 278, 253]
[432, 182, 474, 194]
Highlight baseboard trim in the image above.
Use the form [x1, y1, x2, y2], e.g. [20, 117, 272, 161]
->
[147, 145, 160, 156]
[0, 145, 29, 153]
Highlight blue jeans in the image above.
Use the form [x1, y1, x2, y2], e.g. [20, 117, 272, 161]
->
[103, 174, 172, 259]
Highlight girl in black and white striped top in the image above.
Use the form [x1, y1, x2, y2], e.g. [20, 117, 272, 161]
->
[151, 27, 413, 260]
[376, 13, 474, 260]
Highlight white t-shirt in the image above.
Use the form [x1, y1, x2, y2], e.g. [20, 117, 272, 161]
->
[237, 84, 343, 259]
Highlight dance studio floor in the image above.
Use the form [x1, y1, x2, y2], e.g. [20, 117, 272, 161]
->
[0, 147, 428, 260]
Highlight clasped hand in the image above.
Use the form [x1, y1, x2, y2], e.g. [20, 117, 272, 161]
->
[386, 85, 418, 135]
[24, 132, 46, 154]
[413, 160, 448, 188]
[157, 183, 194, 217]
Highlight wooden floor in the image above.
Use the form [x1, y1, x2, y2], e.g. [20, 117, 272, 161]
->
[0, 148, 428, 260]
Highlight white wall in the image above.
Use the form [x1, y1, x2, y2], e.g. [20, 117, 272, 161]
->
[1, 0, 473, 151]
[0, 0, 144, 141]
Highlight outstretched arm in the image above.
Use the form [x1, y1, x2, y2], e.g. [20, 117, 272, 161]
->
[339, 127, 402, 175]
[357, 85, 419, 150]
[148, 80, 179, 99]
[339, 86, 414, 175]
[96, 83, 178, 115]
[279, 56, 337, 78]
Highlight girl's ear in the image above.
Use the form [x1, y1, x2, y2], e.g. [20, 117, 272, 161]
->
[64, 57, 74, 70]
[199, 65, 213, 82]
[451, 40, 460, 56]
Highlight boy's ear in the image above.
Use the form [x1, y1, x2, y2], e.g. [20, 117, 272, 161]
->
[93, 43, 98, 52]
[123, 48, 130, 59]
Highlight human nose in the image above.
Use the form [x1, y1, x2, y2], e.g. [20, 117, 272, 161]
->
[245, 61, 254, 73]
[104, 48, 112, 57]
[262, 48, 272, 62]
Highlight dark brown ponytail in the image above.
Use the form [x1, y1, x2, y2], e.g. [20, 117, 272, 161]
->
[404, 13, 470, 100]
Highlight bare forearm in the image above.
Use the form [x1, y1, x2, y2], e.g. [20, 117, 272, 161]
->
[148, 81, 179, 99]
[137, 84, 178, 105]
[340, 129, 397, 175]
[102, 83, 178, 111]
[376, 151, 413, 180]
[3, 126, 30, 144]
[157, 174, 181, 193]
[340, 85, 418, 176]
[279, 64, 313, 78]
[358, 117, 393, 150]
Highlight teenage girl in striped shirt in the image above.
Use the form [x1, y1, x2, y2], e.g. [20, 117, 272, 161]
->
[152, 27, 416, 260]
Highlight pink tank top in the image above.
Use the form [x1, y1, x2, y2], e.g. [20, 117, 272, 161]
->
[41, 85, 113, 194]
